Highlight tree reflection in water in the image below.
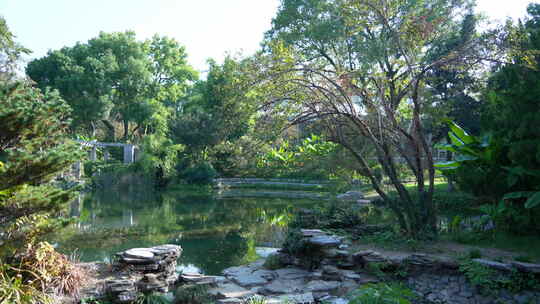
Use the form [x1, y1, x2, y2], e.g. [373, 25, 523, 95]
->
[50, 187, 324, 274]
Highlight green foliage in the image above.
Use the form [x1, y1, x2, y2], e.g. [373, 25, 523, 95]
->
[0, 81, 81, 251]
[289, 200, 365, 231]
[244, 295, 267, 304]
[132, 134, 184, 186]
[180, 162, 217, 185]
[171, 57, 258, 173]
[436, 120, 540, 233]
[27, 31, 197, 140]
[255, 135, 342, 180]
[262, 253, 284, 270]
[459, 259, 498, 291]
[348, 283, 416, 304]
[281, 228, 325, 269]
[137, 292, 173, 304]
[259, 0, 487, 239]
[174, 284, 212, 304]
[468, 249, 482, 259]
[0, 266, 52, 304]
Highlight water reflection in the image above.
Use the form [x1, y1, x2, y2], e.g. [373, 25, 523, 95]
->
[51, 187, 324, 274]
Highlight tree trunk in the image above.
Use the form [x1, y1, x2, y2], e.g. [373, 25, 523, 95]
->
[122, 120, 129, 141]
[102, 120, 115, 142]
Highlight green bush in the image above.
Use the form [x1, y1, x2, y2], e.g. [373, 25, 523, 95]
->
[289, 200, 364, 231]
[181, 162, 217, 184]
[262, 253, 284, 270]
[348, 283, 416, 304]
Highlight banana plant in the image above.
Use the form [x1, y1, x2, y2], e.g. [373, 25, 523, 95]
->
[435, 120, 540, 209]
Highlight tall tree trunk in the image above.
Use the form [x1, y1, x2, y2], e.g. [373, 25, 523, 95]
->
[122, 120, 129, 141]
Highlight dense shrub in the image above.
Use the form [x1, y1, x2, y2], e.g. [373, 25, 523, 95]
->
[1, 242, 86, 303]
[180, 162, 217, 184]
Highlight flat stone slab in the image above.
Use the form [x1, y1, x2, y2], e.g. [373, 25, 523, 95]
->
[340, 270, 363, 281]
[123, 248, 155, 260]
[275, 268, 312, 280]
[208, 282, 255, 299]
[231, 269, 275, 287]
[319, 296, 349, 304]
[472, 259, 513, 272]
[305, 280, 340, 292]
[301, 229, 326, 237]
[261, 279, 306, 295]
[267, 292, 315, 304]
[306, 235, 341, 247]
[149, 244, 182, 255]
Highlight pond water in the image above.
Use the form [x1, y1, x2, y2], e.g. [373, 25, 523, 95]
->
[49, 187, 326, 275]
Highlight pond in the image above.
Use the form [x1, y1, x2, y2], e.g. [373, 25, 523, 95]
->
[49, 187, 326, 275]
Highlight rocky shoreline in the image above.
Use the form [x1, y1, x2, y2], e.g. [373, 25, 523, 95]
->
[72, 230, 540, 304]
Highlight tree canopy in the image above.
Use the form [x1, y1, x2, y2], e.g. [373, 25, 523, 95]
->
[27, 31, 197, 140]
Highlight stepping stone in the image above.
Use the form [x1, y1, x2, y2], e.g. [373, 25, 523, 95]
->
[231, 269, 275, 287]
[267, 292, 315, 304]
[123, 248, 155, 260]
[275, 268, 312, 280]
[301, 229, 326, 237]
[261, 279, 306, 295]
[208, 282, 255, 299]
[217, 298, 244, 304]
[340, 270, 363, 281]
[305, 280, 340, 292]
[307, 235, 341, 248]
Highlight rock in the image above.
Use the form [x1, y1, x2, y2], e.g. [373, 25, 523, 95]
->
[149, 244, 182, 256]
[122, 248, 155, 260]
[472, 258, 513, 272]
[321, 249, 349, 259]
[322, 265, 341, 281]
[337, 191, 364, 201]
[275, 268, 312, 280]
[217, 298, 244, 304]
[116, 291, 138, 303]
[231, 269, 275, 287]
[404, 254, 437, 267]
[301, 229, 326, 237]
[353, 250, 387, 266]
[319, 296, 349, 304]
[256, 247, 280, 258]
[208, 282, 255, 299]
[261, 279, 306, 295]
[180, 273, 220, 286]
[355, 273, 379, 284]
[306, 235, 342, 248]
[511, 261, 540, 273]
[340, 270, 363, 281]
[267, 293, 315, 304]
[305, 280, 340, 292]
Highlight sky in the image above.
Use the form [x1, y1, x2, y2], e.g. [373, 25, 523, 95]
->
[1, 0, 538, 73]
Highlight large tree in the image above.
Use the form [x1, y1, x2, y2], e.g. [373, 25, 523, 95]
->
[27, 31, 197, 140]
[481, 3, 540, 202]
[256, 0, 490, 237]
[171, 57, 258, 162]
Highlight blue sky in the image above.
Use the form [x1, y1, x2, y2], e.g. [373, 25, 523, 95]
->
[1, 0, 537, 73]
